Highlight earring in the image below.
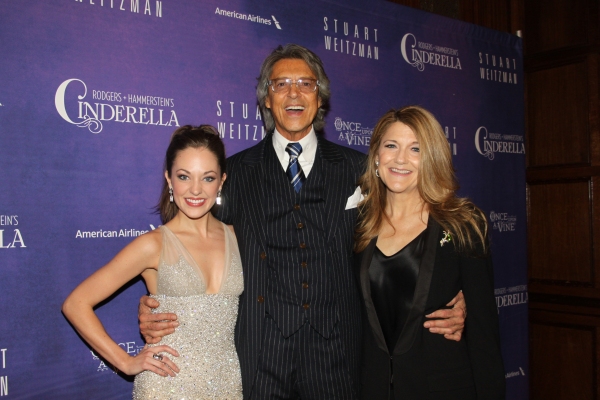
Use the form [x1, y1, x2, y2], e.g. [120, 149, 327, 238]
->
[375, 161, 380, 178]
[216, 190, 222, 205]
[169, 187, 173, 203]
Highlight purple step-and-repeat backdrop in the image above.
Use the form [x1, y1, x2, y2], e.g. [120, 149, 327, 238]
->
[0, 1, 527, 398]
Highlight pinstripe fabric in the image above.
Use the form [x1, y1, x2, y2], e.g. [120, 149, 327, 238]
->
[252, 316, 355, 399]
[263, 142, 338, 338]
[217, 134, 366, 399]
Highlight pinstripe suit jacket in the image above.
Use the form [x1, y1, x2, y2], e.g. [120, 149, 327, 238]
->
[216, 133, 365, 398]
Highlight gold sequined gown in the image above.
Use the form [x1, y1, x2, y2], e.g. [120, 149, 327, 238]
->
[133, 224, 244, 399]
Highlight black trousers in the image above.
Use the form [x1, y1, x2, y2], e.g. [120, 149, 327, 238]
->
[250, 315, 357, 400]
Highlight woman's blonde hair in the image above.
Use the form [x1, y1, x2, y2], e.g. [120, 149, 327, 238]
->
[354, 106, 488, 253]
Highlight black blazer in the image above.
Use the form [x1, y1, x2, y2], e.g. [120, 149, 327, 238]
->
[355, 217, 505, 399]
[217, 134, 365, 398]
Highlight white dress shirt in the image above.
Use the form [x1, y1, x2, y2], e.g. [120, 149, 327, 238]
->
[272, 127, 318, 177]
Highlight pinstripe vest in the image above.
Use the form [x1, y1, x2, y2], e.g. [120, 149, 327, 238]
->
[264, 141, 337, 338]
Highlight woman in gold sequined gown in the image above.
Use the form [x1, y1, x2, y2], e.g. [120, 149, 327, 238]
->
[63, 125, 244, 399]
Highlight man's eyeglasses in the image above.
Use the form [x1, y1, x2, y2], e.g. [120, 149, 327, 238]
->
[268, 78, 320, 93]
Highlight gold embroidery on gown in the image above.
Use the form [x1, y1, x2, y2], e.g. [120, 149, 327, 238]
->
[133, 223, 243, 399]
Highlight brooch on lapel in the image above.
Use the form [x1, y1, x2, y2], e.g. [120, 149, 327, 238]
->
[440, 231, 452, 247]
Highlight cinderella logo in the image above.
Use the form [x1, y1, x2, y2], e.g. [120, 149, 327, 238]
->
[400, 33, 461, 72]
[55, 79, 102, 133]
[55, 78, 179, 134]
[401, 34, 423, 71]
[474, 126, 492, 159]
[475, 126, 525, 160]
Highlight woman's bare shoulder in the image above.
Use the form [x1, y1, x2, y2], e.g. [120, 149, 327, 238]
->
[125, 227, 162, 257]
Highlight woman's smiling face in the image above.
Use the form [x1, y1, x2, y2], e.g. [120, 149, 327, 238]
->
[165, 146, 225, 220]
[376, 121, 421, 197]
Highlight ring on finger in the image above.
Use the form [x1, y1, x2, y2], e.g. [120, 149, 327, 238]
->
[152, 353, 163, 361]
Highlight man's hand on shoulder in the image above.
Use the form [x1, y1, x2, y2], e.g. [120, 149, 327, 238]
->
[139, 295, 178, 344]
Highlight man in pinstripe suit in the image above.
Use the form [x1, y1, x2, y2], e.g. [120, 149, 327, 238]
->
[139, 44, 466, 399]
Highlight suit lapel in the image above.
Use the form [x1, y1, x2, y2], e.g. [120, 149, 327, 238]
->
[360, 237, 389, 353]
[393, 216, 440, 355]
[318, 137, 351, 244]
[238, 136, 269, 250]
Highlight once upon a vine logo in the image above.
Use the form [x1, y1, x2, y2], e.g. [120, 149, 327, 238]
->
[334, 117, 373, 147]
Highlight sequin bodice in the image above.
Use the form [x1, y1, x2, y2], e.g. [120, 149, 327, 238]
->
[133, 223, 244, 399]
[155, 223, 243, 297]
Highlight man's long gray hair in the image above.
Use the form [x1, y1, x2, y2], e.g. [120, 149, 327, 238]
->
[256, 44, 331, 133]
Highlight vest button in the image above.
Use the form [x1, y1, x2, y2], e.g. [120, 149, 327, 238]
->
[257, 295, 264, 303]
[294, 204, 300, 211]
[302, 282, 309, 289]
[303, 303, 310, 310]
[301, 262, 307, 268]
[299, 242, 306, 249]
[297, 222, 304, 229]
[260, 251, 267, 259]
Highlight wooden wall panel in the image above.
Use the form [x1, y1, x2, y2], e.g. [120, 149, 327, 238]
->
[419, 0, 460, 19]
[525, 1, 600, 396]
[530, 320, 594, 400]
[529, 180, 593, 283]
[589, 54, 600, 165]
[595, 176, 600, 289]
[527, 61, 590, 167]
[470, 0, 511, 32]
[524, 0, 589, 54]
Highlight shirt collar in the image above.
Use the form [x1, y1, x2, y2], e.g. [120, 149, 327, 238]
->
[273, 127, 317, 161]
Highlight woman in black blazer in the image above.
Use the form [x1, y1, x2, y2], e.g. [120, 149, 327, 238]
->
[354, 106, 505, 399]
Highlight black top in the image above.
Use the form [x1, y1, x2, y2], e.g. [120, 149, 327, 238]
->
[369, 228, 427, 351]
[356, 218, 505, 399]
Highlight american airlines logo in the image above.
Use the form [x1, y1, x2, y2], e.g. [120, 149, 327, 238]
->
[214, 7, 282, 29]
[272, 15, 282, 30]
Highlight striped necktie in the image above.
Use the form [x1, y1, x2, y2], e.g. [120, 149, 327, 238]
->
[285, 142, 306, 193]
